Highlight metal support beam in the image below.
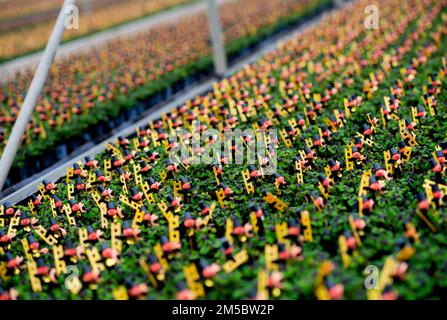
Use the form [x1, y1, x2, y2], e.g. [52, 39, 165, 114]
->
[206, 0, 227, 77]
[0, 0, 76, 191]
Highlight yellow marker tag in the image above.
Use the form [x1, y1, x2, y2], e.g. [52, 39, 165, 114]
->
[159, 170, 168, 182]
[411, 107, 419, 124]
[301, 211, 313, 242]
[225, 218, 234, 244]
[305, 138, 313, 149]
[67, 184, 75, 201]
[66, 167, 74, 184]
[38, 184, 46, 196]
[49, 198, 57, 218]
[21, 238, 32, 261]
[34, 224, 58, 246]
[0, 262, 9, 281]
[132, 164, 143, 186]
[296, 160, 304, 184]
[88, 171, 96, 184]
[315, 284, 330, 300]
[402, 146, 412, 163]
[212, 166, 221, 185]
[132, 208, 144, 229]
[265, 245, 279, 271]
[119, 175, 128, 195]
[250, 212, 259, 233]
[383, 150, 393, 173]
[241, 170, 255, 194]
[348, 216, 362, 248]
[0, 205, 4, 228]
[338, 235, 351, 268]
[380, 108, 387, 127]
[318, 182, 329, 199]
[168, 213, 180, 243]
[358, 170, 371, 197]
[356, 132, 374, 147]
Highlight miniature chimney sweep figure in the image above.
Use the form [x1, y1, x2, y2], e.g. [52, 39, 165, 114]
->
[122, 221, 140, 242]
[199, 201, 210, 216]
[161, 235, 181, 254]
[148, 177, 161, 191]
[131, 187, 143, 202]
[221, 237, 234, 259]
[20, 211, 31, 231]
[328, 159, 342, 182]
[81, 265, 100, 286]
[248, 164, 262, 179]
[112, 155, 125, 168]
[51, 195, 63, 208]
[100, 242, 119, 267]
[32, 194, 43, 206]
[49, 217, 66, 238]
[5, 251, 23, 274]
[126, 279, 148, 299]
[42, 179, 57, 192]
[69, 198, 85, 214]
[430, 158, 444, 183]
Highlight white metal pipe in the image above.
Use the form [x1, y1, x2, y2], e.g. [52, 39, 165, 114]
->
[206, 0, 228, 76]
[0, 0, 76, 191]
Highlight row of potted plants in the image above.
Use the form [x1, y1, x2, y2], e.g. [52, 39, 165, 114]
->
[0, 0, 195, 62]
[0, 0, 331, 188]
[0, 0, 446, 300]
